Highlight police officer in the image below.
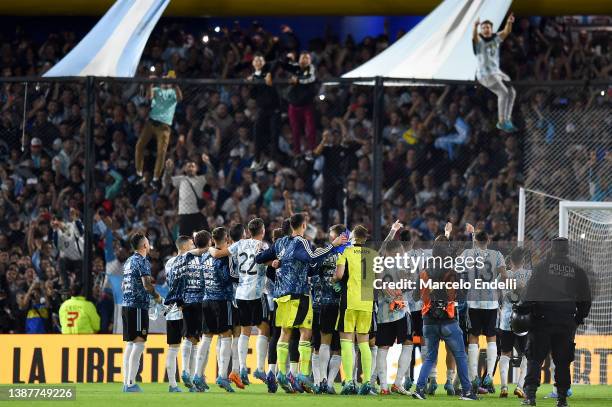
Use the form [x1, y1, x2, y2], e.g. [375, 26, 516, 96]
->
[519, 237, 591, 407]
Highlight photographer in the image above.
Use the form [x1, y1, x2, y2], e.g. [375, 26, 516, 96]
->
[412, 233, 477, 401]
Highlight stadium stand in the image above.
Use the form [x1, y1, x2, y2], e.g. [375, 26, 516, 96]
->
[0, 16, 609, 333]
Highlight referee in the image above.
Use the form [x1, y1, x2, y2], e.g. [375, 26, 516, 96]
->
[520, 237, 591, 407]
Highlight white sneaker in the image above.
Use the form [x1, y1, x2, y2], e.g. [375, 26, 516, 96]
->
[391, 384, 412, 395]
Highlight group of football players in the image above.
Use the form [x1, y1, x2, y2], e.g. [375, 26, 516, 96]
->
[120, 213, 535, 399]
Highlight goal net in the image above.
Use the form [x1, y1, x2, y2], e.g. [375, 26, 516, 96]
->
[559, 201, 612, 335]
[519, 192, 612, 334]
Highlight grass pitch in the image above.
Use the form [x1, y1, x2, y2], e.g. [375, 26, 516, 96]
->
[0, 383, 610, 407]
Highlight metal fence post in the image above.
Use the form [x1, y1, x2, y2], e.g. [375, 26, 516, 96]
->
[372, 76, 384, 241]
[82, 76, 95, 300]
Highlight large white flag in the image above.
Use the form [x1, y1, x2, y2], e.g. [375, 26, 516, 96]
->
[44, 0, 169, 78]
[343, 0, 512, 81]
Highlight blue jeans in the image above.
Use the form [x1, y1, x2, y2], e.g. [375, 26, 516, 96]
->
[416, 320, 471, 393]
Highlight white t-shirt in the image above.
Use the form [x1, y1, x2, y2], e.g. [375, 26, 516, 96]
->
[230, 239, 268, 301]
[475, 34, 503, 79]
[171, 175, 207, 215]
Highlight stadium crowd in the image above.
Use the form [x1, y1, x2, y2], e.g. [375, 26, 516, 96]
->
[0, 15, 610, 333]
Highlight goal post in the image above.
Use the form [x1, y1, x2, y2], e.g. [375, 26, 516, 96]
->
[559, 200, 612, 238]
[518, 188, 612, 336]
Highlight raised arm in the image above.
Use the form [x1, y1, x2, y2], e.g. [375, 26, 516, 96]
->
[499, 13, 514, 40]
[384, 220, 403, 242]
[472, 17, 481, 45]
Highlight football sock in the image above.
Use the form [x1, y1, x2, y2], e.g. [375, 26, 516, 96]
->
[318, 344, 331, 382]
[447, 369, 456, 382]
[298, 341, 312, 375]
[166, 346, 179, 387]
[395, 344, 413, 386]
[358, 342, 372, 383]
[128, 342, 145, 385]
[219, 337, 232, 379]
[377, 347, 388, 390]
[256, 335, 268, 371]
[195, 336, 212, 379]
[181, 339, 192, 374]
[486, 342, 497, 377]
[468, 344, 479, 380]
[238, 334, 249, 371]
[328, 354, 342, 384]
[499, 355, 510, 387]
[370, 346, 378, 385]
[123, 342, 134, 385]
[312, 353, 320, 384]
[277, 341, 289, 374]
[231, 336, 239, 373]
[340, 339, 354, 381]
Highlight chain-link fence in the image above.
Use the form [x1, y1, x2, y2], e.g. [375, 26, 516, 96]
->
[0, 75, 610, 334]
[520, 82, 611, 243]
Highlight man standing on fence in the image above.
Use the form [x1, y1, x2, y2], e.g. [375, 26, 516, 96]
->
[135, 70, 182, 189]
[473, 13, 517, 133]
[249, 53, 280, 171]
[281, 52, 317, 158]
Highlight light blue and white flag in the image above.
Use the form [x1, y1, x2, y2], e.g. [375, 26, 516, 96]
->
[44, 0, 170, 78]
[343, 0, 512, 81]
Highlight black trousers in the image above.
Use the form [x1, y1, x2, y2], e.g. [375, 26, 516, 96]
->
[254, 109, 279, 161]
[178, 213, 208, 236]
[524, 322, 576, 398]
[321, 181, 344, 230]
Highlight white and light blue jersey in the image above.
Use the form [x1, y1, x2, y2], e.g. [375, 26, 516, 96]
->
[461, 247, 505, 310]
[474, 34, 503, 79]
[164, 256, 183, 321]
[499, 267, 532, 331]
[231, 239, 268, 301]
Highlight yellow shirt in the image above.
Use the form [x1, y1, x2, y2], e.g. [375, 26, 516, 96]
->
[59, 296, 101, 334]
[337, 245, 376, 312]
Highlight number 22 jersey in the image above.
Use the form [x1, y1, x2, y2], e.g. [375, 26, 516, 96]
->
[230, 239, 269, 301]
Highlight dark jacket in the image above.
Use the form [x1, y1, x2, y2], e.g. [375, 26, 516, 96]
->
[280, 61, 317, 106]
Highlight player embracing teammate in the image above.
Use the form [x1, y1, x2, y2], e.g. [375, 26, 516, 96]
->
[256, 213, 347, 393]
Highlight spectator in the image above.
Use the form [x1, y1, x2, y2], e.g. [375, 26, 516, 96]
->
[18, 280, 50, 334]
[249, 53, 280, 169]
[0, 16, 608, 334]
[281, 51, 318, 156]
[162, 157, 211, 236]
[314, 120, 359, 229]
[51, 209, 84, 291]
[135, 71, 183, 188]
